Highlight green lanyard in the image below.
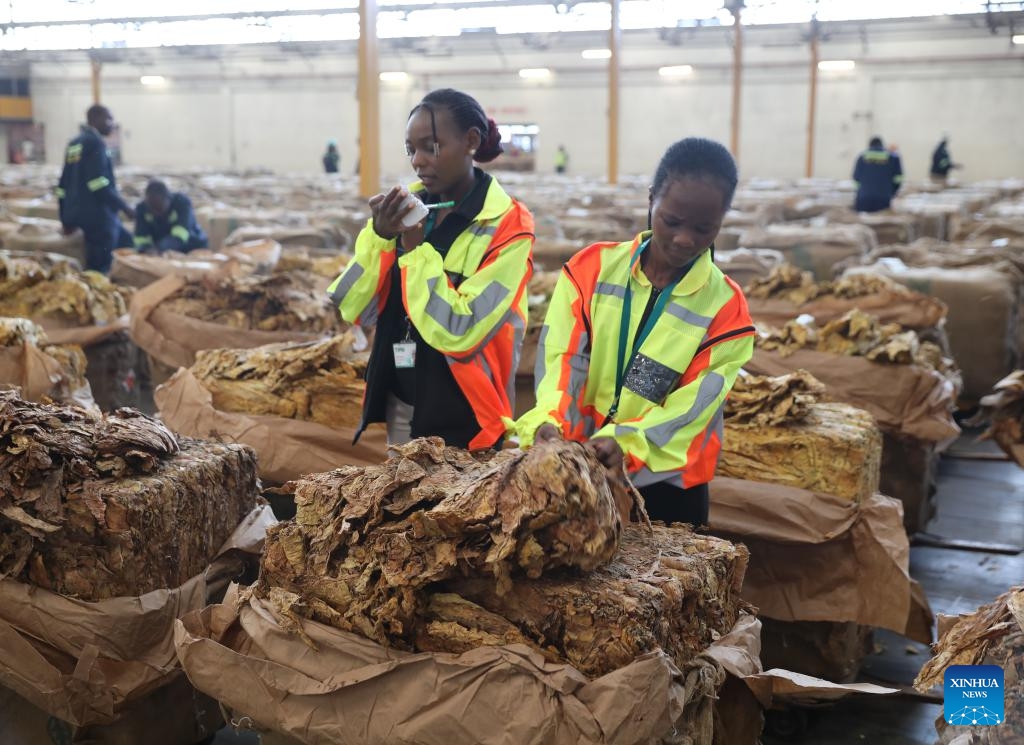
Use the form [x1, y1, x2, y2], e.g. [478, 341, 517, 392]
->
[608, 238, 685, 421]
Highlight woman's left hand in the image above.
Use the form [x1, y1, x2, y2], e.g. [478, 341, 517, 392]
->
[401, 220, 426, 253]
[586, 437, 624, 472]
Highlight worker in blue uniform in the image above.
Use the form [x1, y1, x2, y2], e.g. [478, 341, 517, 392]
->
[133, 180, 208, 253]
[852, 136, 903, 213]
[55, 104, 134, 273]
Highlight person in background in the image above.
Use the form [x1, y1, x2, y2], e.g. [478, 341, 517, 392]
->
[323, 140, 341, 174]
[327, 88, 535, 451]
[554, 144, 569, 174]
[55, 104, 134, 273]
[133, 179, 208, 254]
[516, 137, 755, 527]
[852, 136, 903, 213]
[930, 137, 958, 184]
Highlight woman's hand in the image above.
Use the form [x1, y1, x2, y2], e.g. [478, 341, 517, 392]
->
[585, 437, 624, 472]
[369, 186, 417, 240]
[535, 423, 561, 443]
[401, 220, 426, 253]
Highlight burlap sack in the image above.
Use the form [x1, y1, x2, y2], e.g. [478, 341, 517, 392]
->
[738, 224, 877, 281]
[0, 505, 274, 728]
[845, 262, 1019, 402]
[1, 218, 87, 265]
[155, 368, 388, 484]
[715, 248, 786, 289]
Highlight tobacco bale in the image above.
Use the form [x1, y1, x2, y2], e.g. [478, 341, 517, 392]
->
[919, 587, 1023, 744]
[0, 318, 89, 401]
[190, 335, 366, 429]
[724, 369, 825, 426]
[970, 371, 1024, 468]
[420, 525, 748, 678]
[746, 267, 948, 340]
[0, 390, 259, 599]
[722, 402, 881, 503]
[738, 223, 877, 281]
[163, 273, 340, 334]
[257, 437, 623, 647]
[0, 251, 129, 327]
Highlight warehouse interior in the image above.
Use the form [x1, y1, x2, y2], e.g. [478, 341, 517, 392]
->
[1, 1, 1023, 744]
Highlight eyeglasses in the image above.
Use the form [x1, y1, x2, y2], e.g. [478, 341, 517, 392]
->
[405, 142, 441, 158]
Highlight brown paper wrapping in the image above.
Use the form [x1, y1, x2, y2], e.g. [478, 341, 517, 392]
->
[0, 343, 92, 406]
[177, 593, 894, 745]
[155, 367, 388, 483]
[128, 275, 327, 370]
[0, 505, 274, 728]
[745, 348, 959, 443]
[709, 478, 931, 642]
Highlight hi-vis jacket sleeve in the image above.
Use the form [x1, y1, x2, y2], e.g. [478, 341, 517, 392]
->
[133, 204, 153, 248]
[81, 139, 129, 213]
[516, 268, 588, 445]
[397, 234, 532, 359]
[595, 333, 752, 476]
[326, 221, 398, 326]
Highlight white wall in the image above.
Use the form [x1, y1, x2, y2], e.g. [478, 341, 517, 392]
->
[25, 14, 1024, 183]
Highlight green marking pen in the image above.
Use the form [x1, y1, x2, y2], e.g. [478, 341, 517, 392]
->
[426, 201, 456, 210]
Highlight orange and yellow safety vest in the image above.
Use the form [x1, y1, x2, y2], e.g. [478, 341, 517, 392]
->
[517, 232, 754, 488]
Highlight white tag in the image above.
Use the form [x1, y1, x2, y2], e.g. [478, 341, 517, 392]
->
[393, 342, 416, 369]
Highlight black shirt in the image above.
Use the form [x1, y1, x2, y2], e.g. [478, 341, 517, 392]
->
[359, 169, 494, 450]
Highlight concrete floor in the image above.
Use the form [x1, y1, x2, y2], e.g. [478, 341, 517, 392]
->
[764, 435, 1024, 745]
[209, 435, 1024, 745]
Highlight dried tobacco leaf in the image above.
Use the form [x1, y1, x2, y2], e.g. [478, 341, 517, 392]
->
[421, 525, 748, 678]
[190, 334, 366, 429]
[257, 437, 624, 648]
[725, 369, 825, 426]
[0, 390, 259, 598]
[163, 273, 342, 334]
[972, 372, 1024, 468]
[0, 252, 128, 326]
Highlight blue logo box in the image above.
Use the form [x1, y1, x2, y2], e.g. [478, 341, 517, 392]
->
[944, 664, 1004, 726]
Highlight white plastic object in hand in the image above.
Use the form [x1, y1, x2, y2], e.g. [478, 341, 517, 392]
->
[400, 193, 430, 228]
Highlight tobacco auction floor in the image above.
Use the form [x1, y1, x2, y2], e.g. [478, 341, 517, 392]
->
[210, 434, 1024, 745]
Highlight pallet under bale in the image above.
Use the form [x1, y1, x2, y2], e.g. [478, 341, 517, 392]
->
[0, 391, 260, 599]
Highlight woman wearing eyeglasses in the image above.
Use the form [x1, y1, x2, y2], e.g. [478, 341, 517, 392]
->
[327, 88, 535, 451]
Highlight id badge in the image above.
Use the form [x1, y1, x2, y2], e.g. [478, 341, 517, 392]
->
[393, 342, 416, 369]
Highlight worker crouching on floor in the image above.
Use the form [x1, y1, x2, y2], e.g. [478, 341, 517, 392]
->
[55, 104, 134, 273]
[327, 88, 535, 451]
[516, 137, 755, 527]
[133, 179, 209, 253]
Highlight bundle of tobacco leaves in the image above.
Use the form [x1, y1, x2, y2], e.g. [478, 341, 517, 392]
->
[418, 525, 748, 677]
[916, 587, 1023, 744]
[257, 437, 624, 647]
[757, 310, 950, 371]
[970, 372, 1024, 468]
[189, 334, 366, 429]
[0, 251, 128, 326]
[257, 437, 749, 678]
[0, 390, 259, 599]
[162, 273, 341, 333]
[721, 370, 882, 502]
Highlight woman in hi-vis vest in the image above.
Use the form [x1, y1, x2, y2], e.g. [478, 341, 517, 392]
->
[327, 89, 535, 451]
[516, 138, 755, 526]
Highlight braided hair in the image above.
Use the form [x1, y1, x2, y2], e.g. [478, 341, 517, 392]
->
[651, 137, 738, 210]
[408, 89, 503, 163]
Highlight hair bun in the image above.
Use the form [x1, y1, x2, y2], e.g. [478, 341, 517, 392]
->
[474, 118, 504, 163]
